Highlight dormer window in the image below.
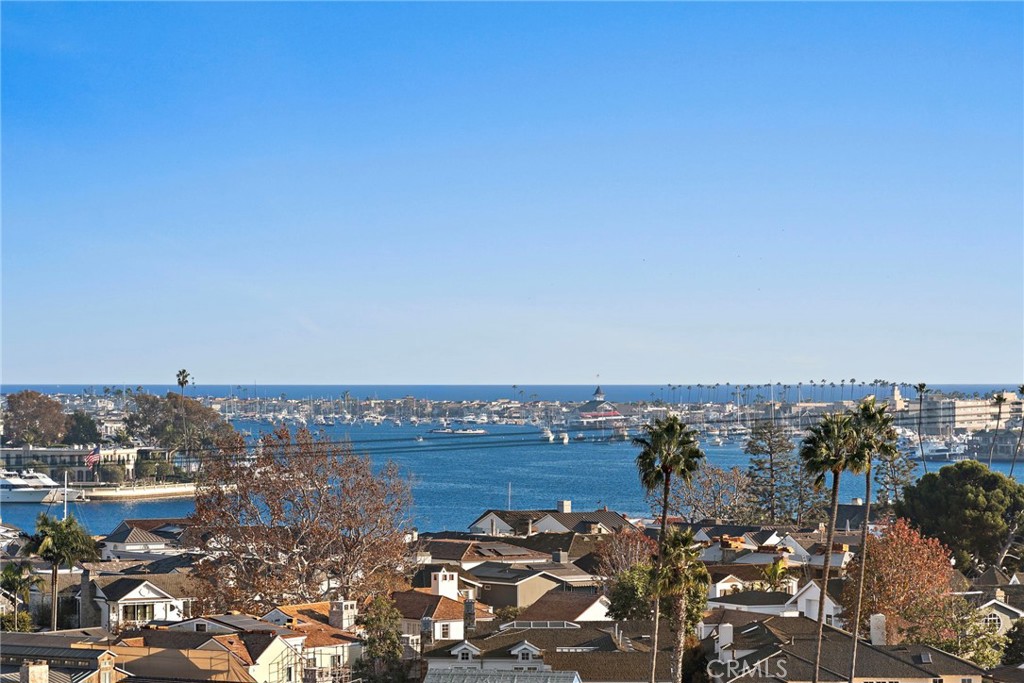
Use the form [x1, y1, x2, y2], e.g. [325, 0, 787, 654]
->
[520, 652, 530, 661]
[460, 652, 470, 661]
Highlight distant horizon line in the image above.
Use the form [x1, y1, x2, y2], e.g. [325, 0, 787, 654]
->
[2, 381, 1018, 387]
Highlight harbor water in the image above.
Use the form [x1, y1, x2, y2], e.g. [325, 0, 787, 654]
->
[0, 420, 977, 537]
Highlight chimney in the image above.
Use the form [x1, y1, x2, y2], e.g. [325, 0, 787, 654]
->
[79, 566, 96, 628]
[996, 588, 1007, 604]
[464, 598, 476, 634]
[20, 661, 49, 683]
[557, 500, 572, 514]
[717, 623, 734, 660]
[329, 599, 358, 630]
[869, 614, 886, 646]
[552, 550, 569, 564]
[851, 497, 864, 506]
[431, 570, 459, 600]
[526, 519, 533, 536]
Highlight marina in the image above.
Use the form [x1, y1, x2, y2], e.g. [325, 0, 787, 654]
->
[0, 419, 914, 537]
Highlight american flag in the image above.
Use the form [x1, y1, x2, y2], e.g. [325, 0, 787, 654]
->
[85, 446, 100, 467]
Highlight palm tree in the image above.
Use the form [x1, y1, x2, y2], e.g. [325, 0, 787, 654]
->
[914, 383, 929, 474]
[1, 561, 43, 630]
[989, 393, 1008, 467]
[847, 398, 897, 683]
[655, 527, 709, 683]
[1011, 385, 1024, 478]
[22, 513, 99, 630]
[176, 369, 191, 458]
[800, 412, 859, 683]
[760, 558, 789, 591]
[634, 416, 704, 683]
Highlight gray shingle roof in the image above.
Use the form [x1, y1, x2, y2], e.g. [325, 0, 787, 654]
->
[102, 527, 169, 546]
[709, 591, 792, 607]
[517, 592, 607, 622]
[424, 624, 617, 659]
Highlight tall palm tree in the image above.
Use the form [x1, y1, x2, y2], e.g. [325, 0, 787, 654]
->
[847, 398, 897, 683]
[176, 369, 191, 459]
[914, 383, 929, 474]
[634, 416, 704, 683]
[988, 393, 1008, 467]
[1010, 385, 1024, 478]
[1, 561, 43, 630]
[800, 412, 859, 683]
[22, 513, 99, 630]
[655, 527, 708, 683]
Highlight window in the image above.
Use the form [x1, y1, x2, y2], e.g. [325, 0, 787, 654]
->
[286, 666, 293, 682]
[984, 613, 1002, 630]
[520, 652, 531, 661]
[195, 622, 207, 632]
[331, 655, 342, 670]
[121, 603, 155, 622]
[441, 623, 450, 639]
[459, 652, 470, 661]
[101, 673, 111, 683]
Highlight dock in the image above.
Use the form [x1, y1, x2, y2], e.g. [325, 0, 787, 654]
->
[78, 482, 196, 501]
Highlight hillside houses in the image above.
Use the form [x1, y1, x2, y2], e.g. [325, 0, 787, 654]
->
[2, 500, 1016, 683]
[468, 501, 635, 537]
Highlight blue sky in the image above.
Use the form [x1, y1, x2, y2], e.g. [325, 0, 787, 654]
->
[2, 2, 1021, 385]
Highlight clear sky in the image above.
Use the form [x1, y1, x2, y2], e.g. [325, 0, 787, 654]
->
[2, 2, 1021, 385]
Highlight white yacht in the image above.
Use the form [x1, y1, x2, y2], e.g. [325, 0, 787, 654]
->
[0, 470, 51, 504]
[10, 470, 88, 503]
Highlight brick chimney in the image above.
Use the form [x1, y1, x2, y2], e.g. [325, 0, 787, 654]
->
[79, 566, 98, 628]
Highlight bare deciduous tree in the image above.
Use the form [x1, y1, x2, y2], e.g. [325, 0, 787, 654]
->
[667, 464, 752, 523]
[188, 426, 412, 613]
[594, 526, 658, 588]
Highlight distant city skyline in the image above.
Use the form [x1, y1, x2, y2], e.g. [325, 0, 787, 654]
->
[2, 3, 1021, 384]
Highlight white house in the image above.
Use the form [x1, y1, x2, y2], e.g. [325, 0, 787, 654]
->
[787, 580, 843, 626]
[88, 577, 193, 631]
[977, 598, 1024, 636]
[393, 570, 495, 647]
[262, 600, 363, 682]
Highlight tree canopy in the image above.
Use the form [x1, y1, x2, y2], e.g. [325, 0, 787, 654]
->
[668, 464, 752, 524]
[744, 420, 793, 523]
[839, 518, 956, 644]
[63, 410, 102, 446]
[188, 426, 412, 613]
[3, 390, 66, 446]
[126, 391, 234, 451]
[354, 596, 406, 683]
[897, 460, 1024, 572]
